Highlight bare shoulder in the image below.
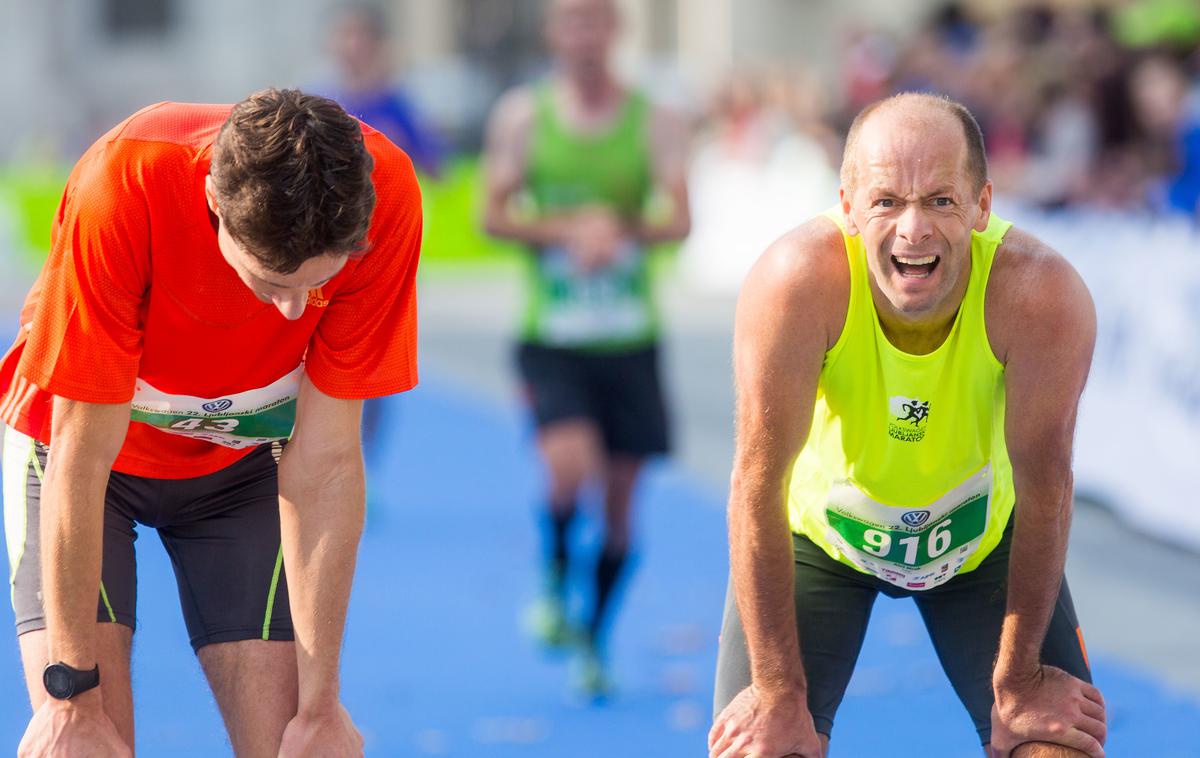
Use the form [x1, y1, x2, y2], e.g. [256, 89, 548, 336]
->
[486, 86, 536, 137]
[738, 214, 849, 350]
[986, 226, 1096, 365]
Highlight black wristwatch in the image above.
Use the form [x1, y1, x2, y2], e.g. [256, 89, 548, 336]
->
[42, 662, 100, 700]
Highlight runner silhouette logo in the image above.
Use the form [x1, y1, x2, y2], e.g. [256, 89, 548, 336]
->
[897, 399, 930, 426]
[887, 396, 932, 442]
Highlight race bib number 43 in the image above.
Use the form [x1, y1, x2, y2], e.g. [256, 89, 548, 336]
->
[823, 465, 992, 590]
[129, 367, 301, 450]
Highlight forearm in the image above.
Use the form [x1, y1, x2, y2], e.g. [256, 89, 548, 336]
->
[278, 450, 366, 712]
[482, 206, 574, 249]
[40, 452, 110, 668]
[728, 474, 805, 695]
[632, 212, 690, 247]
[996, 472, 1075, 680]
[41, 399, 128, 670]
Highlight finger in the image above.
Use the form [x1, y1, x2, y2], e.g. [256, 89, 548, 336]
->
[716, 741, 747, 758]
[1075, 712, 1107, 746]
[1078, 694, 1105, 722]
[1081, 681, 1105, 708]
[709, 728, 733, 758]
[1058, 726, 1105, 758]
[707, 716, 727, 750]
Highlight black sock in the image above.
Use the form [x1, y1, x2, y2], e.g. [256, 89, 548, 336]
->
[589, 544, 629, 644]
[546, 505, 576, 593]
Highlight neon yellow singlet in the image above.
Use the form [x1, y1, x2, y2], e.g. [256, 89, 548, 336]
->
[787, 209, 1015, 590]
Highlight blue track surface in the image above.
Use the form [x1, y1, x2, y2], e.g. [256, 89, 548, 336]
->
[1, 376, 1197, 756]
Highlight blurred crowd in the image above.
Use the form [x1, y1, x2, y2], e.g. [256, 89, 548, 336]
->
[703, 1, 1200, 216]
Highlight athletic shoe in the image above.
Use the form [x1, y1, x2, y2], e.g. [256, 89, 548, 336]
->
[572, 641, 613, 701]
[525, 593, 572, 649]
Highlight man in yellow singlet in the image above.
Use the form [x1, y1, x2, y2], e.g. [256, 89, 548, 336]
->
[708, 93, 1107, 758]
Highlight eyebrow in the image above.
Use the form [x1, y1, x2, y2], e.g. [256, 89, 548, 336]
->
[255, 272, 338, 290]
[868, 185, 957, 198]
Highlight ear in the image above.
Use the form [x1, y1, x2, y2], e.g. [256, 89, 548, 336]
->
[972, 179, 993, 233]
[839, 185, 860, 237]
[204, 175, 220, 216]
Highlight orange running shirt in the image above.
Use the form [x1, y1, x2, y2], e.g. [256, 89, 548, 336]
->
[0, 102, 422, 478]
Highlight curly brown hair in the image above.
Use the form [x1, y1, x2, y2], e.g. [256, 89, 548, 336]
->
[210, 88, 376, 274]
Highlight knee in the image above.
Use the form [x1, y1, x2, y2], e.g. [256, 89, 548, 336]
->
[547, 465, 587, 505]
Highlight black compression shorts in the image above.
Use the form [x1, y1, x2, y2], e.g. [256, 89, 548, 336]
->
[516, 342, 670, 457]
[5, 431, 293, 651]
[712, 520, 1092, 745]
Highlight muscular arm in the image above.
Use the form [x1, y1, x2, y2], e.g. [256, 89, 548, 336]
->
[989, 240, 1095, 682]
[711, 218, 847, 758]
[42, 398, 130, 672]
[987, 233, 1105, 756]
[277, 376, 365, 715]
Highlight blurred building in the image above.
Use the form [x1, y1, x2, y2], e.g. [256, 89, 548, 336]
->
[0, 0, 942, 162]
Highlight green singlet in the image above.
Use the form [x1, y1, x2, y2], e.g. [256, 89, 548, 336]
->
[787, 208, 1016, 590]
[521, 83, 655, 351]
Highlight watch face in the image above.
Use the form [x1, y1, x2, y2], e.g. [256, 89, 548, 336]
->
[44, 665, 74, 699]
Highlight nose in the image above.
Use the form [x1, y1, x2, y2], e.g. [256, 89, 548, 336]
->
[896, 204, 932, 246]
[272, 292, 307, 321]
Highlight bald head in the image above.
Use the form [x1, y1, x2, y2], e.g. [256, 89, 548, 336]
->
[841, 93, 987, 195]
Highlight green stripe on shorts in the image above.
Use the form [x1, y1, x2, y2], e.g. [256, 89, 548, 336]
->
[262, 545, 284, 640]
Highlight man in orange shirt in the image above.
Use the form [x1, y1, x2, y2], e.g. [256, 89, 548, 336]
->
[0, 89, 421, 756]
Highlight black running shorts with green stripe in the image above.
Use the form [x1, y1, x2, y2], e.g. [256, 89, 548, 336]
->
[3, 427, 293, 650]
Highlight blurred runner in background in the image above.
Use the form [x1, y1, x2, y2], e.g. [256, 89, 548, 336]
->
[482, 0, 689, 699]
[710, 93, 1106, 758]
[326, 2, 445, 178]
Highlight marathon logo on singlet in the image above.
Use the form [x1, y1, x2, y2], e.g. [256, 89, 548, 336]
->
[887, 395, 930, 442]
[129, 366, 303, 449]
[822, 464, 993, 590]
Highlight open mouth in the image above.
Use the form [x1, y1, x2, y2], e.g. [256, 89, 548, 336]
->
[891, 254, 940, 279]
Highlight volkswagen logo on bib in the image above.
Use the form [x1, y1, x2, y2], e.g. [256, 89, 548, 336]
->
[902, 510, 931, 528]
[202, 399, 233, 413]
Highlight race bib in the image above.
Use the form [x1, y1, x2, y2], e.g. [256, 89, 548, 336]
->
[537, 243, 651, 346]
[129, 366, 301, 450]
[823, 465, 992, 590]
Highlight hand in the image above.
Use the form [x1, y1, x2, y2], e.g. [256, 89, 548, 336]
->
[563, 206, 626, 272]
[990, 665, 1106, 758]
[278, 702, 364, 758]
[708, 685, 823, 758]
[18, 694, 131, 758]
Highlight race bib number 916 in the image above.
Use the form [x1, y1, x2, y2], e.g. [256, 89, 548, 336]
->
[129, 367, 302, 450]
[823, 465, 992, 590]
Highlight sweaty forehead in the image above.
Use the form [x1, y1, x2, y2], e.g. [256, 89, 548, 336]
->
[856, 112, 969, 194]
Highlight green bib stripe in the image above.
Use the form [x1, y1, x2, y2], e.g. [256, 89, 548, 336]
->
[521, 83, 657, 350]
[787, 209, 1016, 588]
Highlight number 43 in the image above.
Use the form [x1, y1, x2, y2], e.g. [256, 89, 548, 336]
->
[863, 520, 953, 565]
[171, 418, 239, 432]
